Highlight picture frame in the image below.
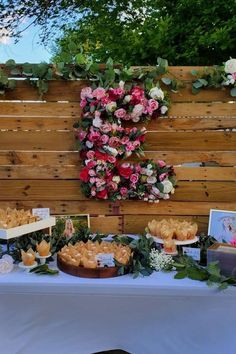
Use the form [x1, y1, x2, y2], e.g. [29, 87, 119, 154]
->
[54, 214, 90, 239]
[208, 209, 236, 244]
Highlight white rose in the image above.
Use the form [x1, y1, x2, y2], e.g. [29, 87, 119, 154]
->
[86, 141, 93, 148]
[123, 95, 131, 103]
[161, 105, 168, 115]
[132, 116, 140, 122]
[147, 176, 157, 184]
[149, 87, 164, 100]
[0, 259, 14, 274]
[105, 146, 118, 156]
[2, 255, 14, 264]
[146, 169, 153, 177]
[225, 59, 236, 74]
[106, 101, 117, 112]
[133, 104, 144, 116]
[162, 179, 173, 194]
[112, 176, 121, 184]
[119, 80, 125, 89]
[92, 116, 102, 128]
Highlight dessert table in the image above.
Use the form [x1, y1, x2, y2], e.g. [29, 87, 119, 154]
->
[0, 265, 235, 354]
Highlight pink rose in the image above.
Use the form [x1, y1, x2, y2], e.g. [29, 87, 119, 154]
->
[109, 137, 120, 148]
[114, 108, 126, 119]
[158, 160, 166, 167]
[131, 104, 144, 120]
[90, 178, 96, 184]
[78, 129, 87, 141]
[126, 142, 135, 151]
[121, 136, 129, 145]
[107, 156, 116, 163]
[87, 151, 95, 159]
[93, 87, 106, 100]
[80, 99, 87, 108]
[88, 130, 101, 142]
[87, 160, 97, 169]
[159, 173, 167, 181]
[100, 123, 112, 133]
[132, 140, 141, 149]
[89, 169, 96, 176]
[130, 173, 139, 184]
[113, 88, 125, 97]
[135, 164, 142, 173]
[232, 73, 236, 80]
[131, 86, 145, 100]
[148, 99, 159, 111]
[81, 87, 93, 99]
[120, 187, 128, 196]
[100, 134, 109, 144]
[230, 238, 236, 246]
[108, 181, 118, 191]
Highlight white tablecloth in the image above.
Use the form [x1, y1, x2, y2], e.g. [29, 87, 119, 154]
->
[0, 265, 235, 354]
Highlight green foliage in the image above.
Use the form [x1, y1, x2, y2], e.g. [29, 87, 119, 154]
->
[173, 256, 236, 290]
[52, 0, 236, 66]
[0, 60, 16, 95]
[29, 264, 59, 276]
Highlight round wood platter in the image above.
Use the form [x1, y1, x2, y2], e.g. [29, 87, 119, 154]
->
[57, 254, 119, 278]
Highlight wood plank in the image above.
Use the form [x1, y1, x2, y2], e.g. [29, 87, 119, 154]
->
[0, 200, 114, 215]
[0, 180, 235, 202]
[90, 216, 122, 234]
[0, 102, 80, 117]
[167, 103, 236, 118]
[123, 215, 209, 234]
[120, 201, 236, 215]
[0, 166, 235, 181]
[0, 65, 231, 82]
[174, 167, 236, 181]
[0, 80, 234, 102]
[1, 115, 236, 131]
[1, 131, 235, 151]
[0, 151, 235, 167]
[0, 117, 78, 130]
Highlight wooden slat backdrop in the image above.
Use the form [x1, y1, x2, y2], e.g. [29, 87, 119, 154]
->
[0, 66, 235, 235]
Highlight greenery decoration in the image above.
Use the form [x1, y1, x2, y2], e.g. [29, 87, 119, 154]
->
[173, 255, 236, 290]
[29, 264, 59, 276]
[0, 56, 183, 97]
[191, 58, 236, 97]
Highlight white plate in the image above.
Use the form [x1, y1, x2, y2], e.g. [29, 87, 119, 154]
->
[146, 233, 199, 245]
[18, 261, 38, 271]
[163, 250, 179, 256]
[36, 252, 52, 259]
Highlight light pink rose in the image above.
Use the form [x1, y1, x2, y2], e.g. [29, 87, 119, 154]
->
[148, 99, 159, 111]
[81, 87, 93, 99]
[108, 181, 118, 191]
[100, 134, 109, 144]
[130, 173, 139, 184]
[100, 123, 112, 133]
[80, 99, 87, 108]
[109, 137, 120, 148]
[159, 173, 168, 181]
[107, 156, 116, 163]
[132, 140, 141, 149]
[126, 142, 135, 151]
[93, 87, 106, 100]
[135, 164, 142, 173]
[132, 104, 144, 118]
[87, 151, 95, 159]
[121, 163, 130, 168]
[232, 72, 236, 79]
[89, 169, 96, 176]
[121, 136, 129, 145]
[114, 108, 126, 119]
[158, 160, 166, 167]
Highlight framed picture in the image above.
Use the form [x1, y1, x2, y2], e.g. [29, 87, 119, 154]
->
[55, 214, 90, 239]
[208, 209, 236, 244]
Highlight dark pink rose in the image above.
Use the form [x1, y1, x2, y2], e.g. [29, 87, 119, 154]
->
[130, 173, 139, 184]
[109, 137, 120, 148]
[93, 87, 106, 100]
[158, 160, 166, 167]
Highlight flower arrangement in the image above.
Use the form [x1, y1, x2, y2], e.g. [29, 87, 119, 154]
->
[192, 58, 236, 97]
[77, 123, 146, 159]
[149, 249, 174, 271]
[76, 80, 176, 202]
[80, 154, 175, 201]
[80, 82, 169, 124]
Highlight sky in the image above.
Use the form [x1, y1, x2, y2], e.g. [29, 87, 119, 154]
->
[0, 23, 52, 63]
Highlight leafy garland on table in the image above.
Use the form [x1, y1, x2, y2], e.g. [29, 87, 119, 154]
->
[191, 58, 236, 97]
[2, 225, 236, 289]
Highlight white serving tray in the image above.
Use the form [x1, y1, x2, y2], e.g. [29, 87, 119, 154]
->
[0, 216, 56, 240]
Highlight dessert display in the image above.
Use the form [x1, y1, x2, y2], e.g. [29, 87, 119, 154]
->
[0, 208, 40, 229]
[163, 239, 177, 254]
[57, 240, 132, 278]
[21, 248, 36, 266]
[147, 218, 198, 242]
[36, 240, 51, 257]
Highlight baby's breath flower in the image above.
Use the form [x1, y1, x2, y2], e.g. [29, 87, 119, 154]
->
[149, 249, 174, 271]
